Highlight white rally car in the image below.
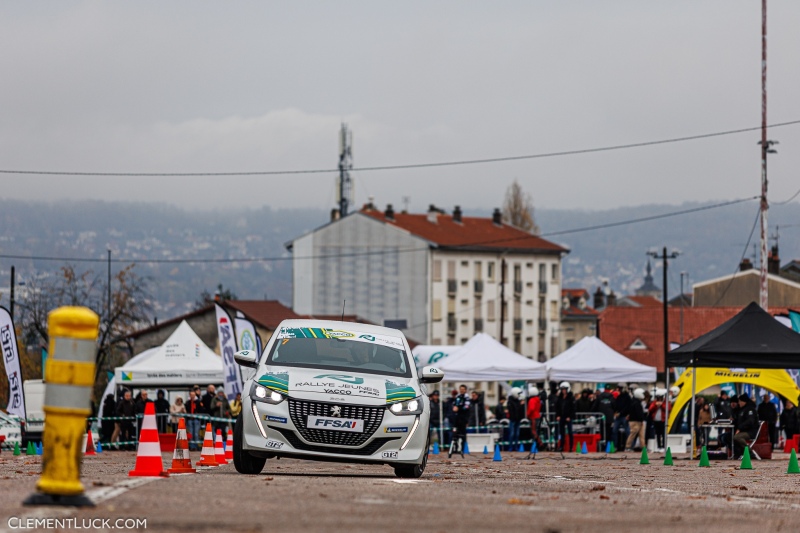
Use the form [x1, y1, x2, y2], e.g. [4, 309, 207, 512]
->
[232, 320, 444, 478]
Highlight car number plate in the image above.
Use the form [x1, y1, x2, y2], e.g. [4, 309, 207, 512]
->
[307, 415, 364, 432]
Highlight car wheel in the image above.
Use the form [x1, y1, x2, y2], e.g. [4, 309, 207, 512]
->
[233, 413, 266, 475]
[394, 434, 429, 479]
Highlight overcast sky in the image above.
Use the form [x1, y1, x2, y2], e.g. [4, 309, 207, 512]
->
[1, 2, 798, 214]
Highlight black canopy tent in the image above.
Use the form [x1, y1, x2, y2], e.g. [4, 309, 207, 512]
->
[667, 302, 800, 455]
[668, 302, 800, 368]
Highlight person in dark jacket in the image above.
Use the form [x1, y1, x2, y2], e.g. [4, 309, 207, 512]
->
[625, 388, 647, 451]
[756, 393, 778, 445]
[101, 394, 116, 445]
[201, 384, 216, 414]
[575, 388, 595, 414]
[185, 389, 204, 451]
[595, 388, 616, 448]
[612, 384, 631, 451]
[555, 382, 576, 452]
[780, 400, 799, 441]
[134, 390, 153, 436]
[116, 389, 136, 450]
[506, 388, 524, 450]
[451, 385, 472, 442]
[469, 390, 486, 430]
[154, 389, 170, 434]
[733, 395, 759, 459]
[714, 390, 733, 420]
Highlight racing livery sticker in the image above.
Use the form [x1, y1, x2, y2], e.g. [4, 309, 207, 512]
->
[385, 380, 417, 403]
[277, 327, 404, 350]
[257, 372, 289, 394]
[265, 415, 288, 424]
[293, 373, 381, 398]
[384, 426, 409, 433]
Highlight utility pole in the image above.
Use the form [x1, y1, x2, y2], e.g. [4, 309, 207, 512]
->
[337, 124, 354, 217]
[107, 250, 112, 329]
[648, 247, 679, 447]
[759, 0, 778, 310]
[499, 257, 506, 346]
[9, 266, 15, 320]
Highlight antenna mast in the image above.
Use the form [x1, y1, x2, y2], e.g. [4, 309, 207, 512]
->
[337, 124, 354, 217]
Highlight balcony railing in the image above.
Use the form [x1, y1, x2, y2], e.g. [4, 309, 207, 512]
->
[447, 315, 457, 332]
[474, 318, 483, 332]
[474, 280, 484, 294]
[538, 318, 547, 331]
[514, 281, 523, 294]
[513, 318, 522, 332]
[538, 281, 547, 294]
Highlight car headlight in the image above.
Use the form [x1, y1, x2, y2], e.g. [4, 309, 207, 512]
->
[387, 396, 423, 416]
[251, 383, 286, 405]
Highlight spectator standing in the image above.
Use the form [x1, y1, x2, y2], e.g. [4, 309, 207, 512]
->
[697, 403, 712, 446]
[170, 396, 186, 433]
[134, 390, 152, 436]
[715, 390, 733, 420]
[527, 386, 542, 443]
[555, 382, 575, 452]
[575, 388, 594, 414]
[625, 388, 647, 451]
[506, 388, 524, 450]
[595, 387, 615, 448]
[612, 384, 632, 451]
[101, 394, 116, 445]
[429, 390, 441, 443]
[648, 393, 667, 451]
[733, 395, 759, 459]
[154, 390, 170, 434]
[493, 396, 507, 421]
[470, 390, 486, 431]
[230, 392, 242, 419]
[757, 393, 779, 446]
[115, 389, 136, 450]
[780, 400, 799, 441]
[185, 388, 203, 450]
[451, 385, 472, 445]
[210, 389, 231, 434]
[201, 384, 217, 414]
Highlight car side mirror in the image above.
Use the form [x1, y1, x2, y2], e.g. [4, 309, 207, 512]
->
[420, 366, 444, 384]
[234, 350, 258, 368]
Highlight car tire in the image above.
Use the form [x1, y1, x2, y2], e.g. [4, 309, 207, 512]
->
[233, 413, 266, 475]
[394, 434, 430, 479]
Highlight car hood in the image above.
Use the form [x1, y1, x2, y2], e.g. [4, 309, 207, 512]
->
[256, 367, 419, 406]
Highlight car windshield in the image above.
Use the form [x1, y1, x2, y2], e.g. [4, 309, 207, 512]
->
[266, 327, 412, 378]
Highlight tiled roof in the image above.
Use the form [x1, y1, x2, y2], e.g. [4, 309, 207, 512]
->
[562, 288, 589, 298]
[361, 208, 567, 254]
[226, 300, 303, 330]
[598, 306, 790, 372]
[624, 296, 663, 308]
[563, 305, 599, 317]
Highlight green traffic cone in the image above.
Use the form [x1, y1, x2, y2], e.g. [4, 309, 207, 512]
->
[610, 442, 616, 453]
[787, 449, 799, 474]
[25, 441, 34, 455]
[740, 446, 753, 470]
[663, 447, 673, 466]
[13, 442, 21, 456]
[698, 446, 710, 467]
[640, 447, 650, 465]
[574, 441, 580, 454]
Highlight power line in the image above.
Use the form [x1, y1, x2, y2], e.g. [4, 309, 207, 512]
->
[773, 185, 800, 206]
[1, 120, 798, 177]
[0, 197, 758, 265]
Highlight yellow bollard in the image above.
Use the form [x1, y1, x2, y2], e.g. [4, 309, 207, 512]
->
[24, 306, 99, 507]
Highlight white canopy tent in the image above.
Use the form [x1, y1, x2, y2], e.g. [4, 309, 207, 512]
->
[411, 344, 460, 370]
[545, 336, 657, 383]
[434, 333, 547, 381]
[113, 320, 223, 386]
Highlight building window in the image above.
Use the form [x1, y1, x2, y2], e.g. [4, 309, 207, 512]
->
[432, 338, 442, 345]
[433, 260, 442, 281]
[474, 261, 482, 280]
[487, 300, 496, 321]
[514, 335, 521, 353]
[549, 300, 558, 320]
[487, 262, 495, 281]
[629, 338, 648, 350]
[447, 260, 456, 279]
[539, 263, 546, 283]
[432, 300, 442, 321]
[551, 263, 559, 282]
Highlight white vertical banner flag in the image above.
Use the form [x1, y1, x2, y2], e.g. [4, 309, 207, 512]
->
[235, 312, 260, 381]
[0, 306, 26, 419]
[215, 304, 242, 401]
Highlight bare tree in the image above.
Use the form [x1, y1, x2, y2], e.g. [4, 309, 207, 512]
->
[16, 264, 153, 393]
[502, 180, 539, 234]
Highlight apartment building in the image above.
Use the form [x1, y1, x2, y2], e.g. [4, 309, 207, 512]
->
[288, 203, 568, 360]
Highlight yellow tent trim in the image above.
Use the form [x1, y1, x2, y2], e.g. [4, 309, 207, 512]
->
[668, 367, 800, 430]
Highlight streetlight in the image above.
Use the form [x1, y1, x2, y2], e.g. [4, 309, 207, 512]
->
[647, 247, 680, 449]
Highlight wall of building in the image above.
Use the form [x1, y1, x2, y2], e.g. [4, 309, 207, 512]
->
[292, 214, 430, 343]
[429, 250, 562, 360]
[693, 271, 800, 308]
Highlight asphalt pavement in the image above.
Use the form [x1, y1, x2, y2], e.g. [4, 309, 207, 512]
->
[1, 449, 799, 532]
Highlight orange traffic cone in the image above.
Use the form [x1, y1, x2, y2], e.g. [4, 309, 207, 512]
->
[214, 429, 228, 465]
[85, 429, 97, 456]
[129, 403, 169, 477]
[196, 423, 219, 467]
[225, 428, 234, 461]
[167, 418, 196, 474]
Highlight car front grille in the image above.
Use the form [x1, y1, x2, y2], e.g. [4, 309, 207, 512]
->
[269, 426, 399, 456]
[287, 398, 385, 447]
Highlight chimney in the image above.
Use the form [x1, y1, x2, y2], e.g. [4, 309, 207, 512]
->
[427, 204, 438, 224]
[452, 205, 462, 223]
[768, 245, 780, 274]
[492, 208, 502, 226]
[739, 258, 753, 271]
[385, 204, 395, 221]
[331, 208, 341, 222]
[365, 196, 376, 211]
[593, 287, 605, 310]
[606, 290, 617, 307]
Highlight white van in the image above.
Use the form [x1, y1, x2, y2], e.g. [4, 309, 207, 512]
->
[21, 379, 45, 445]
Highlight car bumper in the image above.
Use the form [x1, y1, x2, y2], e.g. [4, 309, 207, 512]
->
[242, 396, 429, 465]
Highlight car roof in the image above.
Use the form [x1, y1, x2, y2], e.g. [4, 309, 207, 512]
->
[275, 319, 406, 339]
